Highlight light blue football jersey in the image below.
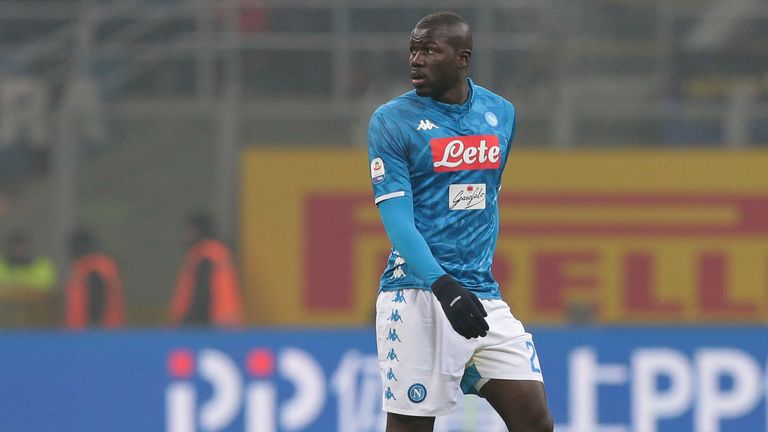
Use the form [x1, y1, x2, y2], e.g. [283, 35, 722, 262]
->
[368, 79, 515, 299]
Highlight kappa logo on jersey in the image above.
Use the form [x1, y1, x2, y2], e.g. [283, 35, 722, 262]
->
[430, 135, 501, 172]
[416, 119, 439, 131]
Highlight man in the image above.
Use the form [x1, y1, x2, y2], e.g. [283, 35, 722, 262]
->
[0, 230, 56, 293]
[169, 212, 243, 326]
[367, 12, 553, 432]
[65, 228, 125, 328]
[0, 230, 56, 327]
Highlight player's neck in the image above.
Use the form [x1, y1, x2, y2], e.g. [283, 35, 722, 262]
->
[433, 79, 470, 105]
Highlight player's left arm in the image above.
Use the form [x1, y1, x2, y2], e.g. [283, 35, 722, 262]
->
[503, 102, 516, 167]
[497, 102, 516, 187]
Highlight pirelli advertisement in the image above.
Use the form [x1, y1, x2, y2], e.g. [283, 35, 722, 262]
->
[241, 150, 768, 326]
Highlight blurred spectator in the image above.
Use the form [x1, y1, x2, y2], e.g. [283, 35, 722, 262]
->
[0, 230, 56, 292]
[0, 142, 31, 193]
[169, 212, 243, 327]
[65, 228, 125, 329]
[0, 230, 56, 327]
[0, 77, 51, 195]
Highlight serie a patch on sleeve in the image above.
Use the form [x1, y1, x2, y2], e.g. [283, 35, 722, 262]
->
[371, 157, 386, 184]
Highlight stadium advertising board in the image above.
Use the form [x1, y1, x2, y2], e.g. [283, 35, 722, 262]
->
[241, 150, 768, 325]
[0, 328, 765, 432]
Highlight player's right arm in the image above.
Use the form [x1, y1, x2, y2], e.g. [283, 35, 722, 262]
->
[368, 109, 488, 339]
[378, 198, 488, 338]
[377, 196, 445, 285]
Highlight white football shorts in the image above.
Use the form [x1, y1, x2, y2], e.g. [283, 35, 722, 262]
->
[375, 288, 544, 417]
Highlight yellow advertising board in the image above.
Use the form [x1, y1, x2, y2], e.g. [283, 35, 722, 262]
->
[241, 150, 768, 325]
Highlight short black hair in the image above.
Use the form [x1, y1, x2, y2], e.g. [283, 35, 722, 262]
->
[415, 11, 472, 52]
[415, 11, 468, 31]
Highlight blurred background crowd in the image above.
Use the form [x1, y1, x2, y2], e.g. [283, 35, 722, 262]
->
[1, 0, 767, 328]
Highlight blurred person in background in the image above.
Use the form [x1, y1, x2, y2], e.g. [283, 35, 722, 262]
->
[169, 212, 243, 327]
[367, 12, 553, 432]
[65, 227, 125, 329]
[0, 230, 56, 292]
[0, 230, 56, 327]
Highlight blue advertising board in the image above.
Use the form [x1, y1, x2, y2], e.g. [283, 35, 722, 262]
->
[0, 327, 766, 432]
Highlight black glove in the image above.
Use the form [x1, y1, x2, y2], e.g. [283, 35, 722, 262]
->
[431, 274, 489, 339]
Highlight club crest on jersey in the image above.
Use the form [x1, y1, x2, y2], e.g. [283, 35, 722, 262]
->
[484, 111, 498, 127]
[430, 135, 501, 172]
[371, 157, 386, 184]
[416, 120, 439, 131]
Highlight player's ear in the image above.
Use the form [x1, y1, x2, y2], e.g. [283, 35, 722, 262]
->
[457, 49, 471, 68]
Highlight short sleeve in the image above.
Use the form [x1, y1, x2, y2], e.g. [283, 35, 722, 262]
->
[367, 110, 413, 205]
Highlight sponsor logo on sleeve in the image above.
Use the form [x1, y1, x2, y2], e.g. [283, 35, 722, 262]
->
[370, 158, 385, 184]
[430, 135, 500, 172]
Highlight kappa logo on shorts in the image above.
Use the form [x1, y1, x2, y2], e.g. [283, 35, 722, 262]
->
[391, 290, 406, 303]
[386, 367, 398, 381]
[388, 309, 403, 322]
[386, 328, 402, 342]
[408, 383, 427, 403]
[386, 348, 400, 361]
[384, 386, 397, 400]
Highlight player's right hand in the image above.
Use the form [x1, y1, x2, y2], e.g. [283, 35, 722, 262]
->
[431, 274, 489, 339]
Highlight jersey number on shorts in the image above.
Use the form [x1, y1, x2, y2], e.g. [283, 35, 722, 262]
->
[525, 341, 541, 373]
